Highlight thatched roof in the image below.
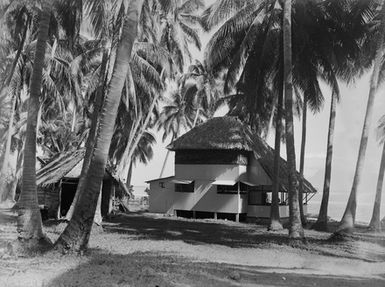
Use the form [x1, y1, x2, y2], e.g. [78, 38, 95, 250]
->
[36, 149, 85, 186]
[36, 149, 133, 197]
[167, 117, 255, 151]
[253, 136, 317, 193]
[167, 116, 317, 194]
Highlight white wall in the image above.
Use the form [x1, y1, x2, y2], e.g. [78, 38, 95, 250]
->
[148, 178, 241, 214]
[175, 164, 247, 181]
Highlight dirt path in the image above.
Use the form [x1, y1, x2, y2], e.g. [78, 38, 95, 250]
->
[1, 210, 385, 286]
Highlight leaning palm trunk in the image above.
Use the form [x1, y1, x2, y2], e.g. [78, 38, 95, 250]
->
[55, 1, 142, 252]
[337, 2, 385, 234]
[298, 94, 307, 225]
[283, 0, 303, 239]
[65, 50, 109, 221]
[369, 142, 385, 232]
[17, 4, 50, 241]
[122, 92, 160, 177]
[269, 72, 283, 231]
[313, 92, 337, 231]
[159, 134, 175, 178]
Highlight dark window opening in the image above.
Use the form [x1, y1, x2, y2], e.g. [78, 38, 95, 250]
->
[175, 210, 194, 218]
[195, 211, 214, 219]
[175, 182, 194, 192]
[217, 212, 236, 221]
[217, 183, 238, 193]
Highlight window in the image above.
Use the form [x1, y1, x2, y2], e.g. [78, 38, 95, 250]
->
[217, 183, 238, 194]
[175, 181, 194, 192]
[159, 182, 165, 188]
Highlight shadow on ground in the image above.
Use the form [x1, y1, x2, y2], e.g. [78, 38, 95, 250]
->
[103, 213, 385, 262]
[48, 250, 385, 287]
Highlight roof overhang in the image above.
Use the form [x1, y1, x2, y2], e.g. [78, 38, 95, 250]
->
[211, 179, 237, 186]
[171, 179, 194, 184]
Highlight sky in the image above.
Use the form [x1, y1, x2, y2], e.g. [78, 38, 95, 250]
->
[131, 2, 385, 222]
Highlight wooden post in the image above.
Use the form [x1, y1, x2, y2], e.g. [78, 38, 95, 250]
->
[57, 180, 62, 219]
[235, 213, 240, 222]
[214, 212, 217, 220]
[192, 210, 196, 219]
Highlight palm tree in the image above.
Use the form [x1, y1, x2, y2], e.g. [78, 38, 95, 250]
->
[282, 0, 303, 239]
[158, 83, 195, 177]
[369, 116, 385, 232]
[337, 0, 385, 234]
[16, 2, 51, 242]
[158, 0, 204, 72]
[55, 0, 143, 252]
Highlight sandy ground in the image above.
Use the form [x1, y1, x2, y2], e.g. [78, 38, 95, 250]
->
[1, 209, 385, 287]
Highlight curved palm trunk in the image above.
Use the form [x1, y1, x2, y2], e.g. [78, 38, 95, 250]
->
[55, 1, 142, 252]
[269, 72, 283, 231]
[159, 134, 175, 178]
[283, 0, 303, 239]
[17, 5, 50, 241]
[65, 50, 109, 221]
[299, 94, 307, 225]
[369, 142, 385, 232]
[126, 161, 133, 187]
[122, 91, 160, 176]
[337, 2, 385, 233]
[313, 92, 337, 231]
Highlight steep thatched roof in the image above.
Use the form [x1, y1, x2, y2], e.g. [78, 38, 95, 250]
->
[36, 149, 85, 186]
[167, 116, 317, 194]
[167, 117, 255, 151]
[36, 149, 133, 197]
[252, 136, 317, 193]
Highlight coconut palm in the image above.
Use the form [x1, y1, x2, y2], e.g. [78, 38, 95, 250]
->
[368, 116, 385, 231]
[158, 0, 204, 72]
[158, 81, 196, 177]
[282, 0, 303, 238]
[55, 0, 143, 252]
[16, 1, 51, 242]
[337, 0, 385, 234]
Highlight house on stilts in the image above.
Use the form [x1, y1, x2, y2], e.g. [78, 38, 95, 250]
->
[147, 116, 317, 222]
[35, 149, 131, 219]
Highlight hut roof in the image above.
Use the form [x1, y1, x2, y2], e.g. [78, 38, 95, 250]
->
[167, 117, 317, 194]
[167, 116, 255, 151]
[36, 149, 85, 186]
[36, 149, 133, 197]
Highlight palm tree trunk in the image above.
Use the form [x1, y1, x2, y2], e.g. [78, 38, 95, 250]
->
[0, 15, 28, 93]
[269, 71, 283, 231]
[55, 0, 142, 252]
[116, 111, 142, 177]
[193, 108, 200, 127]
[283, 0, 303, 239]
[17, 4, 50, 241]
[0, 91, 17, 202]
[65, 50, 109, 221]
[71, 109, 76, 132]
[337, 2, 385, 234]
[313, 92, 337, 231]
[369, 141, 385, 232]
[159, 134, 175, 178]
[299, 94, 307, 225]
[123, 92, 160, 176]
[126, 161, 133, 187]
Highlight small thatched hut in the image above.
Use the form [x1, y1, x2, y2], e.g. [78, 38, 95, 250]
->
[36, 149, 131, 219]
[147, 116, 317, 222]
